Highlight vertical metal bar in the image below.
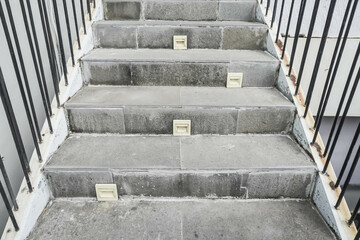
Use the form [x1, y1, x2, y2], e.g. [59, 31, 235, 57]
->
[71, 0, 81, 49]
[38, 0, 60, 108]
[0, 155, 18, 211]
[25, 0, 53, 118]
[349, 197, 360, 225]
[0, 0, 42, 163]
[93, 0, 96, 9]
[281, 0, 295, 59]
[63, 0, 75, 66]
[271, 0, 278, 29]
[20, 0, 53, 134]
[80, 0, 87, 35]
[275, 0, 285, 43]
[261, 0, 263, 4]
[324, 43, 360, 157]
[52, 0, 69, 85]
[335, 144, 360, 209]
[323, 66, 360, 173]
[0, 179, 19, 231]
[288, 0, 307, 76]
[4, 0, 43, 144]
[87, 0, 92, 21]
[0, 68, 33, 192]
[266, 0, 271, 16]
[303, 0, 337, 117]
[312, 0, 358, 141]
[314, 0, 354, 122]
[334, 122, 360, 188]
[355, 227, 360, 240]
[295, 0, 321, 95]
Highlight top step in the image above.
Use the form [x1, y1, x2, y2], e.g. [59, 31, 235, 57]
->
[103, 0, 259, 22]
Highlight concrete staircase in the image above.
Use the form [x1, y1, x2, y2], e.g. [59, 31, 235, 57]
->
[28, 0, 336, 239]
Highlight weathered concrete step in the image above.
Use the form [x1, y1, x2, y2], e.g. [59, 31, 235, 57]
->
[81, 49, 280, 87]
[66, 86, 295, 134]
[27, 199, 335, 240]
[93, 20, 268, 50]
[45, 134, 315, 198]
[104, 0, 259, 22]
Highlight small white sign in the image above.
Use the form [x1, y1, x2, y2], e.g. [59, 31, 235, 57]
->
[173, 120, 191, 136]
[173, 35, 187, 50]
[227, 73, 243, 88]
[95, 184, 118, 201]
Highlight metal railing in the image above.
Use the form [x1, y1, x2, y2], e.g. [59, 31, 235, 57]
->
[262, 0, 360, 238]
[0, 0, 95, 232]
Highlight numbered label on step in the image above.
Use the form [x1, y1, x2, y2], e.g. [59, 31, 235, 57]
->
[173, 35, 187, 50]
[227, 73, 243, 88]
[173, 120, 191, 136]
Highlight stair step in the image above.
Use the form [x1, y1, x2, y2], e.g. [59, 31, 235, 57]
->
[81, 49, 279, 87]
[93, 20, 268, 50]
[104, 0, 258, 22]
[45, 134, 315, 198]
[66, 86, 295, 134]
[27, 198, 335, 239]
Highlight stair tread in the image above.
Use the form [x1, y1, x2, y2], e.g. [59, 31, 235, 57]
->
[27, 198, 335, 240]
[94, 20, 267, 27]
[66, 87, 293, 108]
[46, 134, 313, 170]
[82, 48, 278, 62]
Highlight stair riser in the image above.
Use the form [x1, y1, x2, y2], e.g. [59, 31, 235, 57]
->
[67, 107, 295, 134]
[46, 170, 315, 199]
[104, 0, 257, 22]
[81, 61, 279, 87]
[93, 24, 268, 50]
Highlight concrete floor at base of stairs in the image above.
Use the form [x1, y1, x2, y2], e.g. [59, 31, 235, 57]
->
[26, 198, 336, 240]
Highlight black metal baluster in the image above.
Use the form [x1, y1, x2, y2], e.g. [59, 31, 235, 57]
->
[295, 0, 321, 95]
[281, 0, 295, 59]
[0, 155, 18, 211]
[323, 66, 360, 173]
[72, 0, 81, 49]
[87, 0, 92, 21]
[334, 122, 360, 188]
[93, 0, 96, 9]
[20, 0, 53, 135]
[0, 0, 42, 163]
[335, 145, 360, 209]
[38, 0, 61, 108]
[312, 0, 358, 144]
[349, 197, 360, 225]
[266, 0, 271, 16]
[303, 0, 336, 117]
[271, 0, 278, 28]
[52, 0, 69, 85]
[63, 0, 75, 66]
[275, 0, 285, 43]
[0, 179, 19, 231]
[0, 68, 32, 192]
[288, 0, 307, 76]
[80, 0, 87, 35]
[356, 228, 360, 240]
[4, 0, 43, 144]
[25, 0, 53, 118]
[324, 43, 360, 157]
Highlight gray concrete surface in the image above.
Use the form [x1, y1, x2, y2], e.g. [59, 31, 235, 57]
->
[44, 134, 316, 198]
[27, 199, 335, 239]
[81, 49, 279, 87]
[93, 21, 268, 50]
[65, 87, 295, 134]
[103, 0, 258, 21]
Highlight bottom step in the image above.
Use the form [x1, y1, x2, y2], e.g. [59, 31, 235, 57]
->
[27, 198, 335, 239]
